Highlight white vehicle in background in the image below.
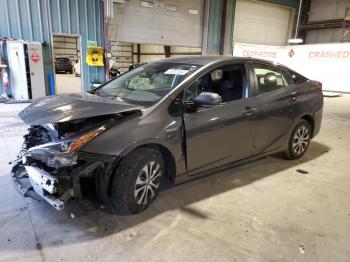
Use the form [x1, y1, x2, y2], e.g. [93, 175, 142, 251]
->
[73, 61, 81, 77]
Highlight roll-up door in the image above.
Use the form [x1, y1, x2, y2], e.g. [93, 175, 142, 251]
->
[109, 0, 203, 47]
[233, 0, 293, 45]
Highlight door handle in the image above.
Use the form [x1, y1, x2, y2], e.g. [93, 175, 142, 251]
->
[289, 96, 297, 103]
[241, 106, 256, 116]
[289, 92, 298, 103]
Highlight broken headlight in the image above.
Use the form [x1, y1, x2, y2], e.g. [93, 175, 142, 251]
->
[24, 126, 106, 168]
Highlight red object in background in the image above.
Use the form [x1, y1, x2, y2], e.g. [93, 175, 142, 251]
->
[288, 49, 295, 58]
[2, 71, 8, 87]
[31, 52, 40, 63]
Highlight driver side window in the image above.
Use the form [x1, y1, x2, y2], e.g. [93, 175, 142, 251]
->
[183, 64, 246, 104]
[183, 81, 201, 103]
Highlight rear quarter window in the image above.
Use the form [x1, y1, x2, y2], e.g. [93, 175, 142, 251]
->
[289, 71, 309, 85]
[281, 70, 294, 86]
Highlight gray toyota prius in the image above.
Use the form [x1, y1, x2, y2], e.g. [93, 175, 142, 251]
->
[12, 56, 323, 214]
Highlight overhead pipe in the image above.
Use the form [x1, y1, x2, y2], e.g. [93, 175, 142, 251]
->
[288, 0, 304, 44]
[295, 0, 303, 39]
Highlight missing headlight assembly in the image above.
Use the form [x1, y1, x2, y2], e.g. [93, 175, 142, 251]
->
[11, 115, 121, 210]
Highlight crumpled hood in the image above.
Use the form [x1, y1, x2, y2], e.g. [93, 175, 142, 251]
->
[19, 92, 143, 125]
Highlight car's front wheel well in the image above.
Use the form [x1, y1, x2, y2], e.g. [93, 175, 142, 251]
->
[125, 144, 176, 187]
[300, 115, 314, 138]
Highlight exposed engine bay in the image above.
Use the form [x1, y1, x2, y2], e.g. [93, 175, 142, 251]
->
[11, 114, 127, 210]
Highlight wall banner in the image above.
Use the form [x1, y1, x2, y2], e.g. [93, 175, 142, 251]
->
[233, 42, 350, 93]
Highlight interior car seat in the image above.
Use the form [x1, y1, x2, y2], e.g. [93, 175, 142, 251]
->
[263, 72, 277, 92]
[219, 70, 243, 102]
[198, 74, 214, 93]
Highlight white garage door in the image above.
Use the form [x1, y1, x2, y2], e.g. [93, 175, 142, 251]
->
[53, 36, 79, 61]
[233, 0, 293, 45]
[109, 0, 203, 47]
[110, 41, 133, 73]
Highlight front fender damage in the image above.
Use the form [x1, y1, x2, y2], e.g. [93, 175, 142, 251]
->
[10, 112, 135, 211]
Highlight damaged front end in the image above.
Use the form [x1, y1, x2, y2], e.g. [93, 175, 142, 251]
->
[11, 115, 121, 210]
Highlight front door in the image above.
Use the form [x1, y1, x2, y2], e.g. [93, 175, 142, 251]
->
[183, 63, 257, 175]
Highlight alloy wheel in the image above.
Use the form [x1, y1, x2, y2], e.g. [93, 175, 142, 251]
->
[292, 126, 310, 155]
[134, 161, 161, 206]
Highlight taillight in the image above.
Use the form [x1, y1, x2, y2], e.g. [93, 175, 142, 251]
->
[314, 81, 322, 91]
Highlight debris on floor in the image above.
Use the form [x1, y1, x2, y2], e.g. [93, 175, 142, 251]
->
[296, 169, 309, 175]
[322, 91, 343, 98]
[298, 243, 305, 254]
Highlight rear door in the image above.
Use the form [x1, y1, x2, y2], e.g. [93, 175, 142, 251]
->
[183, 63, 258, 175]
[250, 62, 299, 154]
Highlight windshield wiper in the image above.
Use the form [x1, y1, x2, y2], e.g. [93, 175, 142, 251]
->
[91, 90, 117, 100]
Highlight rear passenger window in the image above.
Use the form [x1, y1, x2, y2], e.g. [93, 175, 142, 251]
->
[252, 64, 286, 94]
[211, 69, 223, 81]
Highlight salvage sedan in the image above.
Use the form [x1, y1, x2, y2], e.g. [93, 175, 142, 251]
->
[12, 56, 323, 214]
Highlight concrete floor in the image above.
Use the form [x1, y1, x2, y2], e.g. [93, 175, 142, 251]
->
[0, 95, 350, 261]
[55, 73, 82, 94]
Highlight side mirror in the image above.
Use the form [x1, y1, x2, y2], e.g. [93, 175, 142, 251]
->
[193, 92, 222, 107]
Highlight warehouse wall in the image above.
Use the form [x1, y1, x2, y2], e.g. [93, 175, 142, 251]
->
[130, 44, 201, 65]
[206, 0, 235, 55]
[0, 0, 104, 94]
[306, 29, 344, 44]
[305, 0, 349, 44]
[308, 0, 349, 21]
[109, 0, 203, 47]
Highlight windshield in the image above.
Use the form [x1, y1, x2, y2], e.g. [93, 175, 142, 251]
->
[95, 62, 201, 106]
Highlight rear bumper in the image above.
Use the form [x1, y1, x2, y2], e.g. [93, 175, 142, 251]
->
[55, 65, 72, 72]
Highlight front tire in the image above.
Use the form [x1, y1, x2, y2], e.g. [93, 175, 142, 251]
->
[285, 119, 312, 160]
[110, 147, 164, 215]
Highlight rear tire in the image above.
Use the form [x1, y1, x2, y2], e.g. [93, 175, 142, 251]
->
[285, 119, 312, 160]
[110, 147, 164, 215]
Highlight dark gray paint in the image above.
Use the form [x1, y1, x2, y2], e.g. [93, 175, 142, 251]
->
[19, 93, 142, 125]
[184, 97, 258, 174]
[19, 56, 323, 179]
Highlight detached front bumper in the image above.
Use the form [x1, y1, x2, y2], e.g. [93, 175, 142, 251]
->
[11, 152, 119, 211]
[11, 161, 73, 210]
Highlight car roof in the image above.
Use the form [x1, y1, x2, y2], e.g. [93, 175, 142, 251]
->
[150, 55, 280, 66]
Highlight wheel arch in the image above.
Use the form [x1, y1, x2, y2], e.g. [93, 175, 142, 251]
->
[300, 114, 315, 138]
[120, 142, 177, 186]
